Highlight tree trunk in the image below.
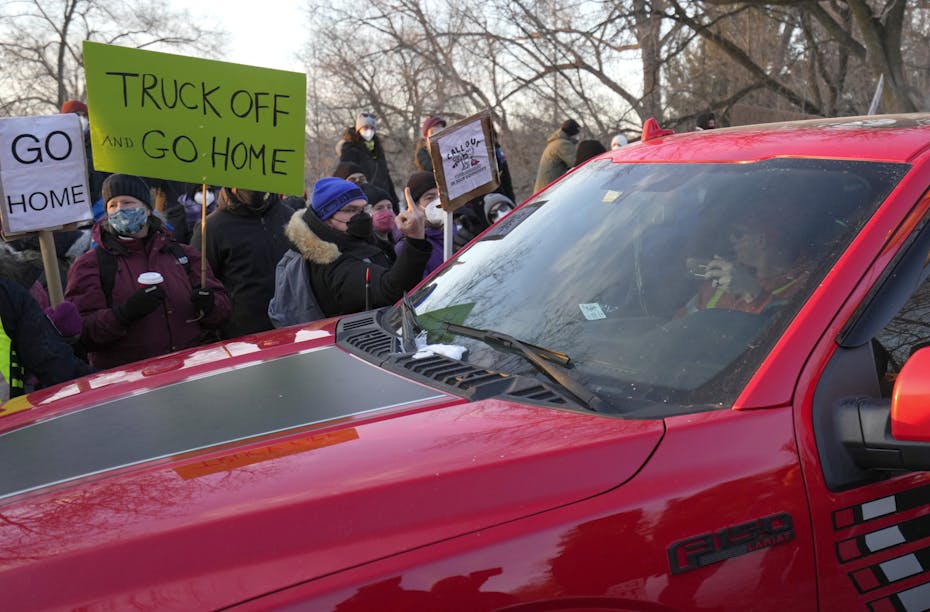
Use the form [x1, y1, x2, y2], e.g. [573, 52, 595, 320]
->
[633, 0, 664, 123]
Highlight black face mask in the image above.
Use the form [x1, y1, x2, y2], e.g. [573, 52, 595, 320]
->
[346, 211, 373, 239]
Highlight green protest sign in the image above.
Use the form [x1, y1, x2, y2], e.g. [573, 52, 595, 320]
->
[83, 41, 306, 195]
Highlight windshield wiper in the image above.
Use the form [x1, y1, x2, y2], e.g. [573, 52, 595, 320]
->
[441, 321, 607, 412]
[398, 292, 421, 353]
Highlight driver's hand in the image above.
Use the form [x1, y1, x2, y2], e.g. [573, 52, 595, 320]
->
[704, 257, 733, 288]
[706, 257, 760, 301]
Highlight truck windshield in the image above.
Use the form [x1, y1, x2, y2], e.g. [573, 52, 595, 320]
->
[401, 158, 908, 414]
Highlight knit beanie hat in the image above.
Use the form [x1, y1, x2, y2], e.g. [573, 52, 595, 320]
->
[60, 99, 88, 115]
[406, 171, 436, 203]
[561, 119, 581, 136]
[101, 174, 152, 208]
[355, 112, 376, 132]
[332, 161, 366, 180]
[310, 177, 367, 221]
[360, 182, 390, 206]
[421, 115, 447, 138]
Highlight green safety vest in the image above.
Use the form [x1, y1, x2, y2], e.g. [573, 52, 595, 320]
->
[0, 324, 24, 400]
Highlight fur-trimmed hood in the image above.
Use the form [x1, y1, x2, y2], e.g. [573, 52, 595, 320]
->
[0, 242, 45, 288]
[277, 208, 430, 320]
[284, 209, 341, 266]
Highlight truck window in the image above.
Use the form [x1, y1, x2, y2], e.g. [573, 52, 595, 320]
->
[874, 252, 930, 396]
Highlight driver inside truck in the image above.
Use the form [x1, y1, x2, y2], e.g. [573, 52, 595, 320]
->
[680, 209, 810, 316]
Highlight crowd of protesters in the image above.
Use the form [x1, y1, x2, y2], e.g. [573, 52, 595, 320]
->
[2, 101, 669, 398]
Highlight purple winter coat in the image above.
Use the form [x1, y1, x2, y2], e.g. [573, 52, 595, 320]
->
[394, 225, 454, 279]
[65, 217, 230, 370]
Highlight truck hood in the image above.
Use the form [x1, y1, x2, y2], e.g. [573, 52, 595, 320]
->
[0, 338, 663, 610]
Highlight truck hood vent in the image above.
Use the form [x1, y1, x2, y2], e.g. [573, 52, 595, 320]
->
[341, 314, 377, 331]
[336, 310, 574, 408]
[397, 354, 508, 388]
[506, 385, 566, 404]
[344, 329, 396, 358]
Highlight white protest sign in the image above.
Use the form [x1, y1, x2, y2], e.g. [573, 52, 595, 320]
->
[429, 110, 499, 212]
[0, 114, 92, 236]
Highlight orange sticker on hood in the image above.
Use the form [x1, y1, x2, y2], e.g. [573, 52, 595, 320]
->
[174, 428, 360, 480]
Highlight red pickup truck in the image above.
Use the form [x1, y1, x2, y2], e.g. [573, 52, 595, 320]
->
[3, 115, 930, 611]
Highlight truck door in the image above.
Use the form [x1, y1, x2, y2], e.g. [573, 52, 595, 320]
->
[802, 193, 930, 611]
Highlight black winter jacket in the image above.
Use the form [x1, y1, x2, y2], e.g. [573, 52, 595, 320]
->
[284, 209, 431, 317]
[339, 132, 399, 208]
[192, 192, 293, 339]
[0, 277, 92, 397]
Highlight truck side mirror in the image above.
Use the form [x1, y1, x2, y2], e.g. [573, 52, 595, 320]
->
[837, 347, 930, 470]
[892, 347, 930, 442]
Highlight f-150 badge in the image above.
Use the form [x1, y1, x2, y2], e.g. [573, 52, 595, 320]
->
[668, 512, 795, 574]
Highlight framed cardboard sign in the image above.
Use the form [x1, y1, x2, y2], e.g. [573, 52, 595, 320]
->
[0, 114, 92, 238]
[428, 110, 499, 212]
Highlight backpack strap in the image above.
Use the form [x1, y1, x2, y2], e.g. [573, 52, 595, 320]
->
[164, 241, 191, 276]
[95, 241, 191, 307]
[95, 246, 118, 308]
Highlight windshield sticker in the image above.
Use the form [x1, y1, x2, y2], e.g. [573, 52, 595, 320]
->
[579, 303, 607, 320]
[602, 190, 622, 203]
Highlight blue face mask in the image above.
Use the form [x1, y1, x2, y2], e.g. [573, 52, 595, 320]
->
[108, 207, 149, 235]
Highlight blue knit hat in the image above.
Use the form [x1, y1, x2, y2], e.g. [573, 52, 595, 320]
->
[310, 177, 367, 221]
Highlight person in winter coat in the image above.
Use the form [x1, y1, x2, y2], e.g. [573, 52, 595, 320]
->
[65, 174, 230, 370]
[339, 112, 400, 211]
[452, 193, 516, 251]
[491, 127, 516, 203]
[360, 183, 398, 263]
[0, 277, 93, 401]
[696, 111, 717, 130]
[414, 115, 446, 173]
[192, 187, 292, 339]
[268, 177, 430, 326]
[395, 171, 457, 279]
[149, 180, 216, 244]
[61, 99, 109, 206]
[0, 240, 84, 347]
[574, 139, 607, 166]
[533, 119, 581, 193]
[332, 161, 368, 184]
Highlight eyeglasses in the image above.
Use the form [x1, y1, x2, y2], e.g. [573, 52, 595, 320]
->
[339, 205, 366, 216]
[365, 201, 392, 213]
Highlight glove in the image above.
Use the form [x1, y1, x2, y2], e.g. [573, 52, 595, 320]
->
[44, 300, 82, 339]
[190, 286, 215, 316]
[114, 285, 166, 325]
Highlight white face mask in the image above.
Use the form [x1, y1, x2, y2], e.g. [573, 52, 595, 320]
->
[424, 198, 445, 226]
[360, 128, 375, 141]
[488, 205, 513, 224]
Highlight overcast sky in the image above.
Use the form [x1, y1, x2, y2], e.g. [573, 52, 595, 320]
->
[187, 0, 306, 73]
